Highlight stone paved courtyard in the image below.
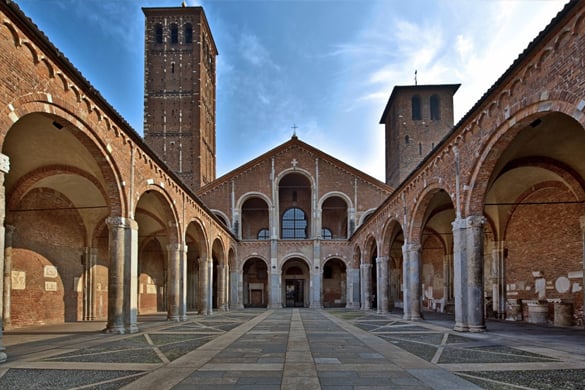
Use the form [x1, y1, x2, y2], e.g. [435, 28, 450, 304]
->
[0, 309, 584, 389]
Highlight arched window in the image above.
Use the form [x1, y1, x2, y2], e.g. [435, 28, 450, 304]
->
[411, 95, 421, 120]
[184, 23, 193, 44]
[282, 207, 307, 239]
[170, 24, 178, 44]
[154, 24, 163, 44]
[321, 228, 333, 240]
[430, 94, 440, 120]
[257, 228, 270, 240]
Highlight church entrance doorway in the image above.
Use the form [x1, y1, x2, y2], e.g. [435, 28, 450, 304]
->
[281, 258, 310, 308]
[285, 279, 304, 307]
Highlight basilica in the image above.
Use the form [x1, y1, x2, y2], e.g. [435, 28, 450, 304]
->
[0, 0, 584, 363]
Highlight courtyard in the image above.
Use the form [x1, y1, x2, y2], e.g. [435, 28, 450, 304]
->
[0, 309, 584, 389]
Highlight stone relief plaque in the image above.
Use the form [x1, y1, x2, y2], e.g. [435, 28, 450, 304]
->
[45, 281, 58, 291]
[12, 271, 25, 290]
[44, 265, 58, 278]
[555, 276, 570, 293]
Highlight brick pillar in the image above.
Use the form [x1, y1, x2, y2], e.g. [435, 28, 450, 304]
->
[453, 215, 486, 332]
[403, 243, 422, 320]
[0, 153, 8, 363]
[105, 217, 139, 334]
[2, 225, 15, 329]
[360, 263, 372, 310]
[167, 244, 181, 321]
[198, 257, 209, 315]
[377, 256, 389, 313]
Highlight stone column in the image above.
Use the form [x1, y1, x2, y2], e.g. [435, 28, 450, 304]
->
[105, 216, 139, 334]
[83, 247, 97, 321]
[360, 263, 372, 310]
[198, 257, 209, 315]
[443, 254, 453, 307]
[377, 256, 389, 313]
[230, 267, 241, 310]
[0, 153, 9, 363]
[269, 239, 281, 308]
[166, 244, 181, 321]
[208, 258, 214, 314]
[217, 263, 226, 311]
[179, 245, 188, 321]
[2, 225, 15, 329]
[579, 215, 585, 324]
[311, 241, 322, 308]
[403, 244, 422, 321]
[452, 215, 486, 332]
[491, 242, 506, 319]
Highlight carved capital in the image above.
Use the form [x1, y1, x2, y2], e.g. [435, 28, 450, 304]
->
[106, 216, 136, 230]
[0, 153, 9, 174]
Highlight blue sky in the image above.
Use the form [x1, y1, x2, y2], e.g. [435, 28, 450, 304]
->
[15, 0, 568, 181]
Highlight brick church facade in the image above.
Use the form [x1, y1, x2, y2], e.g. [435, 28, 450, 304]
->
[0, 0, 584, 362]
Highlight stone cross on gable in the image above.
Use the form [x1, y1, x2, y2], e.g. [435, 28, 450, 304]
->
[291, 158, 298, 168]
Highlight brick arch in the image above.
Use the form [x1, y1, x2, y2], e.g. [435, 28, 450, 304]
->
[135, 186, 181, 246]
[236, 191, 273, 210]
[211, 237, 226, 266]
[466, 103, 585, 216]
[363, 235, 377, 264]
[380, 219, 404, 258]
[317, 191, 353, 210]
[1, 103, 126, 216]
[240, 255, 269, 273]
[408, 184, 455, 244]
[7, 164, 109, 211]
[185, 218, 209, 260]
[321, 255, 350, 270]
[275, 167, 315, 188]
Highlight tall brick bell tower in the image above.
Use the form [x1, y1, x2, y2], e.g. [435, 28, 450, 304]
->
[380, 84, 460, 188]
[143, 6, 218, 190]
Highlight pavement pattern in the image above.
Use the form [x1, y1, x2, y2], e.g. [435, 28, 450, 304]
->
[0, 308, 584, 389]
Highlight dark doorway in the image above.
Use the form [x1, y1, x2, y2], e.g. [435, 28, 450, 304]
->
[285, 279, 304, 307]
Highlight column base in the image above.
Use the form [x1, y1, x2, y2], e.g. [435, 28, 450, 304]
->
[404, 314, 422, 321]
[167, 315, 181, 322]
[468, 324, 486, 333]
[103, 324, 125, 334]
[310, 303, 322, 309]
[453, 323, 469, 332]
[0, 350, 6, 363]
[125, 324, 140, 334]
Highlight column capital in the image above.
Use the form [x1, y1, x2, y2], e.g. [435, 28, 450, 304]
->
[453, 215, 486, 230]
[0, 153, 9, 174]
[167, 243, 187, 252]
[376, 256, 389, 264]
[402, 243, 421, 252]
[106, 216, 137, 230]
[360, 263, 372, 270]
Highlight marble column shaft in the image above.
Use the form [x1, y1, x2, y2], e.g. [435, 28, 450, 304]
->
[402, 243, 422, 321]
[166, 244, 183, 321]
[376, 256, 389, 313]
[198, 257, 209, 315]
[452, 215, 486, 332]
[360, 263, 372, 310]
[0, 154, 9, 363]
[105, 216, 138, 334]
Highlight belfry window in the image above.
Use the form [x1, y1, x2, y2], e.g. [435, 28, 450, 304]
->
[154, 24, 163, 44]
[430, 94, 440, 120]
[170, 24, 178, 44]
[282, 207, 307, 239]
[185, 24, 193, 44]
[411, 95, 421, 120]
